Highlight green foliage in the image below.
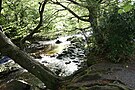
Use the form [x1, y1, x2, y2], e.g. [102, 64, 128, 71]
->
[98, 8, 135, 62]
[38, 2, 90, 38]
[86, 0, 135, 63]
[118, 0, 135, 13]
[0, 0, 91, 41]
[1, 0, 40, 39]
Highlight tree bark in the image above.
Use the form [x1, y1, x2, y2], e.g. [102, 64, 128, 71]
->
[0, 27, 61, 90]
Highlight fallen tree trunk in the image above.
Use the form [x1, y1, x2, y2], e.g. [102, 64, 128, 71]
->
[0, 27, 61, 90]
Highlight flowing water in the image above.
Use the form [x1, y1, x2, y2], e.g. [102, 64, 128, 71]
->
[0, 32, 90, 76]
[34, 35, 86, 76]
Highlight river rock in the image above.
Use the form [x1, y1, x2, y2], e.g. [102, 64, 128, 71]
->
[70, 56, 76, 59]
[55, 40, 62, 44]
[72, 60, 79, 63]
[65, 61, 71, 64]
[56, 54, 64, 59]
[0, 80, 31, 90]
[77, 54, 85, 57]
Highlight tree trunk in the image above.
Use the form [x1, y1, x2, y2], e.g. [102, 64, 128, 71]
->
[0, 27, 61, 90]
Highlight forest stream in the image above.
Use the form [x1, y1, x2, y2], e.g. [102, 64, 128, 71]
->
[0, 35, 135, 90]
[1, 0, 135, 89]
[29, 35, 87, 76]
[0, 34, 87, 89]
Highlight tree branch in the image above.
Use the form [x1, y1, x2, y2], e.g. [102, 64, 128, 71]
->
[20, 0, 48, 49]
[66, 0, 82, 6]
[52, 1, 89, 22]
[75, 26, 91, 44]
[0, 26, 61, 90]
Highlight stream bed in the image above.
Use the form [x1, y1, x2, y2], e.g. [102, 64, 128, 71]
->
[0, 34, 87, 89]
[0, 34, 87, 76]
[1, 34, 135, 90]
[30, 35, 87, 76]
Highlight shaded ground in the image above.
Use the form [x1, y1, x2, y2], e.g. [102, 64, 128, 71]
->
[0, 59, 135, 90]
[60, 60, 135, 90]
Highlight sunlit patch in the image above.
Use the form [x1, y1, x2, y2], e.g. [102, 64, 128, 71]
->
[35, 56, 79, 76]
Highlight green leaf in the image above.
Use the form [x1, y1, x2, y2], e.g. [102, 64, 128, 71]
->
[123, 4, 133, 12]
[118, 9, 124, 14]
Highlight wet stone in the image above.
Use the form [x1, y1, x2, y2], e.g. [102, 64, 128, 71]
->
[71, 40, 75, 43]
[50, 55, 57, 57]
[56, 55, 63, 59]
[77, 64, 81, 67]
[68, 49, 75, 54]
[62, 51, 68, 54]
[70, 53, 76, 56]
[70, 56, 76, 59]
[67, 36, 75, 41]
[72, 60, 79, 63]
[41, 61, 48, 63]
[77, 54, 85, 57]
[55, 40, 62, 44]
[65, 61, 71, 64]
[68, 46, 76, 49]
[77, 48, 83, 51]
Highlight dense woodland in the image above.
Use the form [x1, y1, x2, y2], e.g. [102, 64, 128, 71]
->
[0, 0, 135, 90]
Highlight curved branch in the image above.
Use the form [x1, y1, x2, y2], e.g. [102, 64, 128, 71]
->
[52, 1, 89, 22]
[20, 0, 48, 49]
